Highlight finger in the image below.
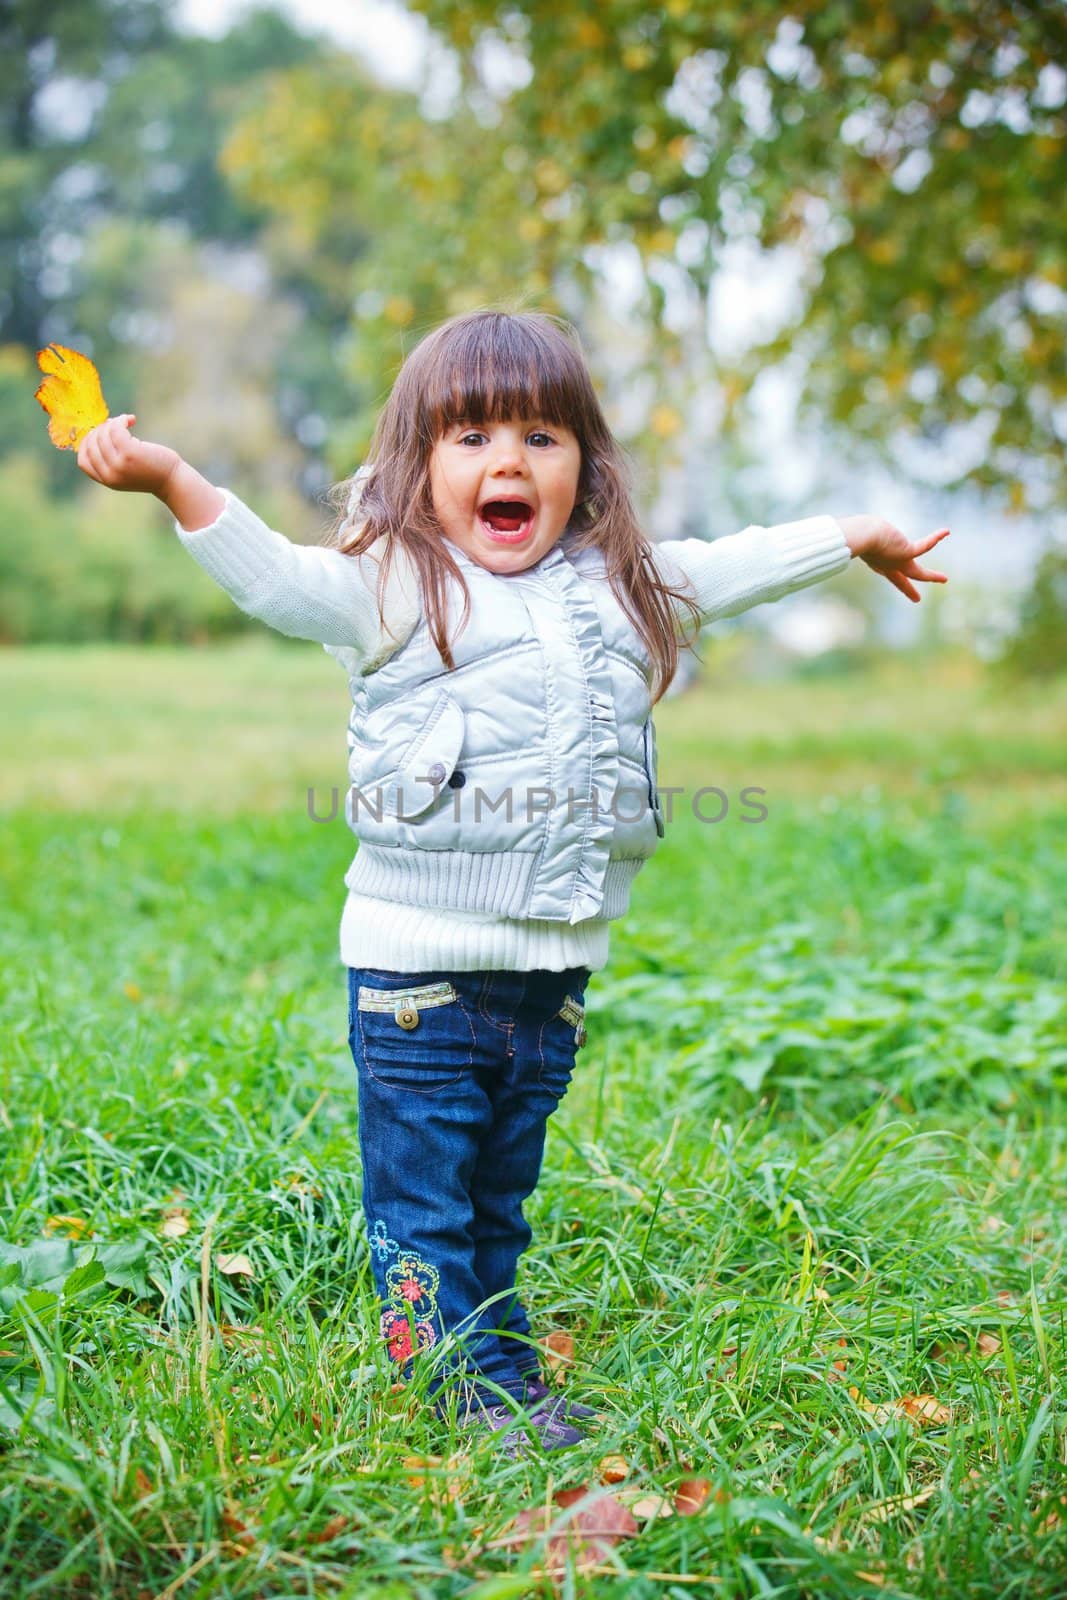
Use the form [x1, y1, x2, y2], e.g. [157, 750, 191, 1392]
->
[911, 566, 949, 583]
[94, 425, 120, 470]
[886, 569, 920, 602]
[99, 416, 133, 465]
[916, 528, 951, 552]
[81, 433, 104, 481]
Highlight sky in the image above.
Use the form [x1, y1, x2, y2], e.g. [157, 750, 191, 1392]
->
[175, 0, 427, 86]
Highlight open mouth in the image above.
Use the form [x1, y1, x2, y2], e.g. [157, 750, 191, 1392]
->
[478, 499, 535, 542]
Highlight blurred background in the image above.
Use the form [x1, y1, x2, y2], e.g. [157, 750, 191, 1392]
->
[2, 0, 1065, 675]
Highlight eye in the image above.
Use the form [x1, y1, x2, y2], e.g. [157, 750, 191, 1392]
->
[458, 430, 486, 446]
[527, 430, 554, 448]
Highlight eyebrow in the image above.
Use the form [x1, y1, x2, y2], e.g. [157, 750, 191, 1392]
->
[452, 417, 554, 429]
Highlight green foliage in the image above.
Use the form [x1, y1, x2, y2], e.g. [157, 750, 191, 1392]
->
[997, 542, 1067, 678]
[0, 454, 247, 642]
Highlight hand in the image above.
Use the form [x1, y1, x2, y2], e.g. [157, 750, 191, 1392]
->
[838, 515, 951, 603]
[77, 414, 182, 499]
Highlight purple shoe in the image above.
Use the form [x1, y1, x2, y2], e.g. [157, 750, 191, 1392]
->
[523, 1376, 601, 1422]
[461, 1398, 585, 1458]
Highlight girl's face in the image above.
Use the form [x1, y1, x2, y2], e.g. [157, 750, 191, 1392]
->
[428, 416, 582, 575]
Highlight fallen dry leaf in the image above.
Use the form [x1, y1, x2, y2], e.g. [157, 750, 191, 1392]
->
[598, 1455, 630, 1484]
[162, 1210, 191, 1239]
[541, 1330, 575, 1373]
[216, 1252, 255, 1278]
[900, 1394, 951, 1425]
[403, 1452, 468, 1504]
[849, 1388, 951, 1427]
[614, 1487, 674, 1520]
[222, 1507, 256, 1549]
[44, 1214, 91, 1238]
[864, 1483, 940, 1522]
[493, 1487, 639, 1574]
[285, 1174, 324, 1198]
[676, 1477, 714, 1516]
[218, 1322, 267, 1348]
[976, 1332, 1001, 1357]
[403, 1453, 443, 1487]
[303, 1514, 354, 1545]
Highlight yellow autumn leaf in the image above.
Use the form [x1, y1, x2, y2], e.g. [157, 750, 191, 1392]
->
[34, 344, 110, 449]
[44, 1214, 91, 1238]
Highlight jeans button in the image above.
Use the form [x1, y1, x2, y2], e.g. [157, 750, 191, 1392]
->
[395, 1005, 419, 1030]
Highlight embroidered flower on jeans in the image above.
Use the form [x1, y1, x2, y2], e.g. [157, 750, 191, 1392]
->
[380, 1309, 435, 1363]
[386, 1253, 440, 1320]
[370, 1219, 399, 1261]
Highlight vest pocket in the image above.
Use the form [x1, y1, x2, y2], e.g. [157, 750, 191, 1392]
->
[384, 689, 466, 819]
[641, 717, 666, 838]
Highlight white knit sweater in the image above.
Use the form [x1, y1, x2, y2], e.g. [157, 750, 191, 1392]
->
[174, 490, 852, 974]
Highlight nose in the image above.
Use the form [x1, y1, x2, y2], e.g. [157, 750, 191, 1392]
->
[488, 432, 529, 476]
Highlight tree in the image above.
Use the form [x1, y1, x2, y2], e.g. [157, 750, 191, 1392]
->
[351, 0, 1067, 512]
[0, 1, 331, 490]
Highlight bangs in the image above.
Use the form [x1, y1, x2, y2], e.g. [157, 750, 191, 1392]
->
[415, 313, 593, 438]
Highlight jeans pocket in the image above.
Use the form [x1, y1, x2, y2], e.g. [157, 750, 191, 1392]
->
[355, 978, 477, 1093]
[536, 993, 586, 1097]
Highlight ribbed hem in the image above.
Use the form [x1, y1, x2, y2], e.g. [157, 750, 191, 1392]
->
[344, 847, 641, 925]
[345, 847, 539, 918]
[339, 894, 612, 972]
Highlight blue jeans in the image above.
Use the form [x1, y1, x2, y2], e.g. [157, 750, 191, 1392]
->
[346, 965, 590, 1404]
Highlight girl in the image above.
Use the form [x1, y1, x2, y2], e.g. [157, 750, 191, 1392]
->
[77, 309, 949, 1457]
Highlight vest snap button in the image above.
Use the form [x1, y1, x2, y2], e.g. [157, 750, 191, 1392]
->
[447, 770, 466, 789]
[427, 762, 446, 785]
[395, 1005, 420, 1030]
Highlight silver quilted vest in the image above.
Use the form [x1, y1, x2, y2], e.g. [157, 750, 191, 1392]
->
[336, 533, 665, 924]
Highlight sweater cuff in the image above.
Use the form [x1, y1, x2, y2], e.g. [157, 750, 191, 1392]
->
[172, 486, 273, 598]
[765, 514, 853, 588]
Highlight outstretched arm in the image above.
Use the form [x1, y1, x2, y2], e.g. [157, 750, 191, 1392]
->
[655, 513, 948, 628]
[77, 414, 419, 658]
[655, 514, 853, 626]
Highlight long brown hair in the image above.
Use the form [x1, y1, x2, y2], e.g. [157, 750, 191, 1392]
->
[324, 309, 702, 702]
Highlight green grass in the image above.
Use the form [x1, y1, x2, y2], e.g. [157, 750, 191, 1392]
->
[2, 644, 1066, 1598]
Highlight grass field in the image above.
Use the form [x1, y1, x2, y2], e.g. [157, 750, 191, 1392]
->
[2, 643, 1066, 1599]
